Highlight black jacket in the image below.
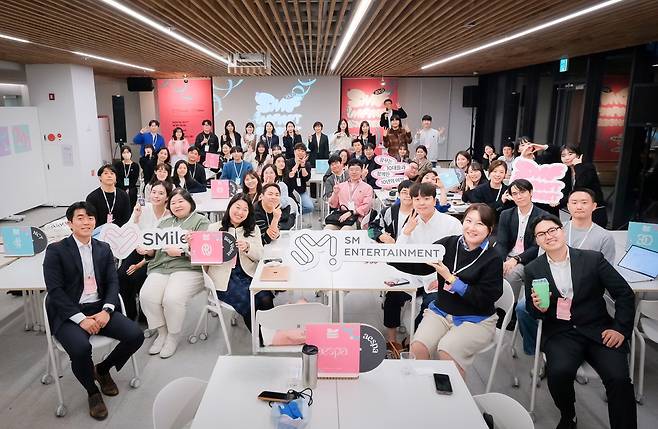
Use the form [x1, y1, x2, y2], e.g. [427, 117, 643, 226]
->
[85, 187, 131, 228]
[463, 181, 512, 216]
[188, 162, 207, 187]
[282, 134, 303, 159]
[368, 204, 402, 242]
[559, 163, 605, 208]
[194, 132, 220, 162]
[379, 108, 408, 128]
[495, 205, 547, 265]
[139, 155, 155, 184]
[220, 132, 242, 149]
[308, 133, 329, 166]
[43, 236, 120, 333]
[254, 202, 296, 245]
[524, 248, 635, 348]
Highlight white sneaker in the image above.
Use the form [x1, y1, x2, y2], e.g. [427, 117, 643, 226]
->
[148, 328, 168, 355]
[159, 335, 179, 359]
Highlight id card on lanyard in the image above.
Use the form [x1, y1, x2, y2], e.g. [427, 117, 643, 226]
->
[103, 191, 116, 224]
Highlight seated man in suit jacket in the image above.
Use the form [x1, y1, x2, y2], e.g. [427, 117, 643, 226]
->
[494, 179, 547, 299]
[43, 202, 144, 420]
[524, 214, 636, 429]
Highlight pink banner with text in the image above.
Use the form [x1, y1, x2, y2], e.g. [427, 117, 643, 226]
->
[156, 79, 213, 143]
[340, 78, 398, 143]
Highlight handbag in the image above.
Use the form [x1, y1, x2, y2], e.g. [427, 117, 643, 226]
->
[325, 204, 358, 227]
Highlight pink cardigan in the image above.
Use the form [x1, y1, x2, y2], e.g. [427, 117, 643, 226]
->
[329, 180, 373, 220]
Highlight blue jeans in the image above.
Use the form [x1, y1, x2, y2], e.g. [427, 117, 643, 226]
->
[299, 191, 314, 214]
[516, 298, 538, 355]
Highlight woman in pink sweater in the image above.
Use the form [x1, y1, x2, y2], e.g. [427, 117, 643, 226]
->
[325, 158, 373, 230]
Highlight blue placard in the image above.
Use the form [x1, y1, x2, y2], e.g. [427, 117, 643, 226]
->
[627, 222, 658, 252]
[559, 57, 569, 73]
[1, 226, 35, 256]
[315, 159, 329, 174]
[438, 168, 461, 190]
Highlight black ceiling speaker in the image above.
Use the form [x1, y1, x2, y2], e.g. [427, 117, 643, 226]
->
[127, 77, 154, 92]
[463, 85, 479, 108]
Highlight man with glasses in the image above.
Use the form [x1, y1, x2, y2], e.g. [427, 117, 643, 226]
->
[495, 179, 547, 299]
[516, 188, 616, 355]
[524, 214, 635, 429]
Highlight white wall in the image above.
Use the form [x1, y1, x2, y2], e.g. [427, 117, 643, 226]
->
[26, 64, 101, 206]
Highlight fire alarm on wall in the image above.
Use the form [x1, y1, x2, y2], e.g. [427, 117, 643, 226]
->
[48, 93, 55, 101]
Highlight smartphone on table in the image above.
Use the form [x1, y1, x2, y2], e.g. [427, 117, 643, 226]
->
[433, 373, 453, 395]
[257, 390, 294, 403]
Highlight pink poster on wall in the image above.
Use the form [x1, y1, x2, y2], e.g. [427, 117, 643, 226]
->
[340, 78, 398, 143]
[157, 79, 213, 145]
[594, 75, 629, 162]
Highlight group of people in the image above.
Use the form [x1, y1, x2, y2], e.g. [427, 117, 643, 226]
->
[43, 109, 636, 429]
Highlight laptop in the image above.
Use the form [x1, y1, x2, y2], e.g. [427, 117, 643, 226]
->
[617, 245, 658, 282]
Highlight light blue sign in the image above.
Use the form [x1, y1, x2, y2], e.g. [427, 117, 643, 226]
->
[627, 222, 658, 252]
[1, 226, 35, 256]
[438, 168, 461, 190]
[559, 57, 569, 73]
[315, 159, 329, 174]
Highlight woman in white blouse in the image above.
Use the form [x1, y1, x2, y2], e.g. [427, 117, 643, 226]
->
[329, 118, 353, 154]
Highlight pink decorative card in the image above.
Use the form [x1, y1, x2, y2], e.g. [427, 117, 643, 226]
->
[305, 323, 360, 378]
[204, 152, 220, 169]
[189, 231, 224, 265]
[210, 179, 230, 199]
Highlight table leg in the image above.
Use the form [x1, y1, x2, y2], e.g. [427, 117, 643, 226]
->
[409, 293, 417, 339]
[338, 291, 344, 323]
[250, 290, 257, 354]
[328, 289, 333, 322]
[36, 291, 46, 332]
[22, 290, 32, 331]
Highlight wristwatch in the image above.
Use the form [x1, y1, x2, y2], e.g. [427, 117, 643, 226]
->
[103, 307, 114, 315]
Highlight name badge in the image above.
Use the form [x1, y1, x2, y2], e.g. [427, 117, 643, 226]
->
[556, 297, 572, 321]
[234, 178, 241, 185]
[204, 144, 209, 152]
[107, 213, 113, 224]
[296, 177, 302, 187]
[83, 276, 98, 295]
[123, 177, 129, 187]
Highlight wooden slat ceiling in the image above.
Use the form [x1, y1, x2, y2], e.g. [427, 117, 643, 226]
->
[0, 0, 657, 78]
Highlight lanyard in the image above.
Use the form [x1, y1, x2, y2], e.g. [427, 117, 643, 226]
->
[191, 163, 197, 178]
[123, 162, 132, 179]
[102, 191, 116, 214]
[567, 223, 593, 249]
[453, 238, 489, 276]
[348, 181, 359, 202]
[234, 161, 244, 179]
[492, 184, 503, 201]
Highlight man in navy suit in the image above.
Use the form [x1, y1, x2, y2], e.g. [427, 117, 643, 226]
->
[43, 202, 144, 420]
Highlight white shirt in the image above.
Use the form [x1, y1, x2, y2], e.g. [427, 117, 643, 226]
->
[396, 210, 463, 246]
[412, 128, 441, 160]
[547, 248, 573, 299]
[69, 236, 115, 324]
[130, 203, 171, 230]
[510, 205, 533, 257]
[396, 210, 411, 239]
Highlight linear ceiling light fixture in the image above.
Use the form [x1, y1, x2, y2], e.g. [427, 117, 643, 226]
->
[73, 51, 155, 72]
[421, 0, 624, 70]
[100, 0, 229, 65]
[330, 0, 373, 71]
[0, 33, 31, 43]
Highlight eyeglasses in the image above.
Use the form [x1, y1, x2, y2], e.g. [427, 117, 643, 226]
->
[510, 190, 528, 197]
[535, 226, 562, 239]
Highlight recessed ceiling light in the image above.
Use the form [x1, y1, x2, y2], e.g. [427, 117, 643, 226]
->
[463, 21, 477, 29]
[330, 0, 373, 71]
[422, 0, 624, 70]
[73, 51, 155, 72]
[0, 33, 30, 43]
[100, 0, 229, 65]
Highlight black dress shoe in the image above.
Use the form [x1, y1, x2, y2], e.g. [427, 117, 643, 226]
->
[94, 366, 119, 396]
[88, 392, 108, 420]
[556, 416, 577, 429]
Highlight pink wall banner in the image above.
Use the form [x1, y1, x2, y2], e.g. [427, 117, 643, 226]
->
[157, 79, 213, 143]
[340, 78, 398, 143]
[594, 75, 629, 162]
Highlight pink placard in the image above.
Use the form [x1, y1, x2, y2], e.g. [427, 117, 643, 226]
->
[210, 179, 230, 199]
[305, 323, 360, 378]
[189, 231, 224, 265]
[509, 158, 567, 205]
[204, 152, 220, 169]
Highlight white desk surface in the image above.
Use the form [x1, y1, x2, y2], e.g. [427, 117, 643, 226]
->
[191, 356, 339, 429]
[332, 262, 425, 293]
[0, 252, 46, 291]
[191, 356, 487, 429]
[192, 191, 230, 213]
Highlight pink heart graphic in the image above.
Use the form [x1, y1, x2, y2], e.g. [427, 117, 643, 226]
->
[99, 223, 141, 259]
[510, 158, 567, 205]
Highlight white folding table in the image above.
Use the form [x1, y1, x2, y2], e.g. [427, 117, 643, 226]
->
[0, 252, 47, 331]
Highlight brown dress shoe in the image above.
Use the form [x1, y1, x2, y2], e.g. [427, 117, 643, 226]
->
[88, 392, 108, 420]
[94, 366, 119, 396]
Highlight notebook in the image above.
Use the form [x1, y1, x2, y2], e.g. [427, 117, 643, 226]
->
[1, 226, 35, 256]
[259, 265, 290, 281]
[617, 245, 658, 281]
[305, 323, 360, 379]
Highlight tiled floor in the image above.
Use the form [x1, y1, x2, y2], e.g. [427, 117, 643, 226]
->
[0, 206, 656, 429]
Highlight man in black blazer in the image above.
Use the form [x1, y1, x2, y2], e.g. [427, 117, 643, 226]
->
[308, 121, 330, 167]
[379, 98, 407, 129]
[524, 214, 636, 429]
[43, 202, 144, 420]
[495, 179, 547, 298]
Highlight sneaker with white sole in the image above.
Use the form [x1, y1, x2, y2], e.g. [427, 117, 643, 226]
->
[159, 335, 179, 359]
[148, 329, 167, 355]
